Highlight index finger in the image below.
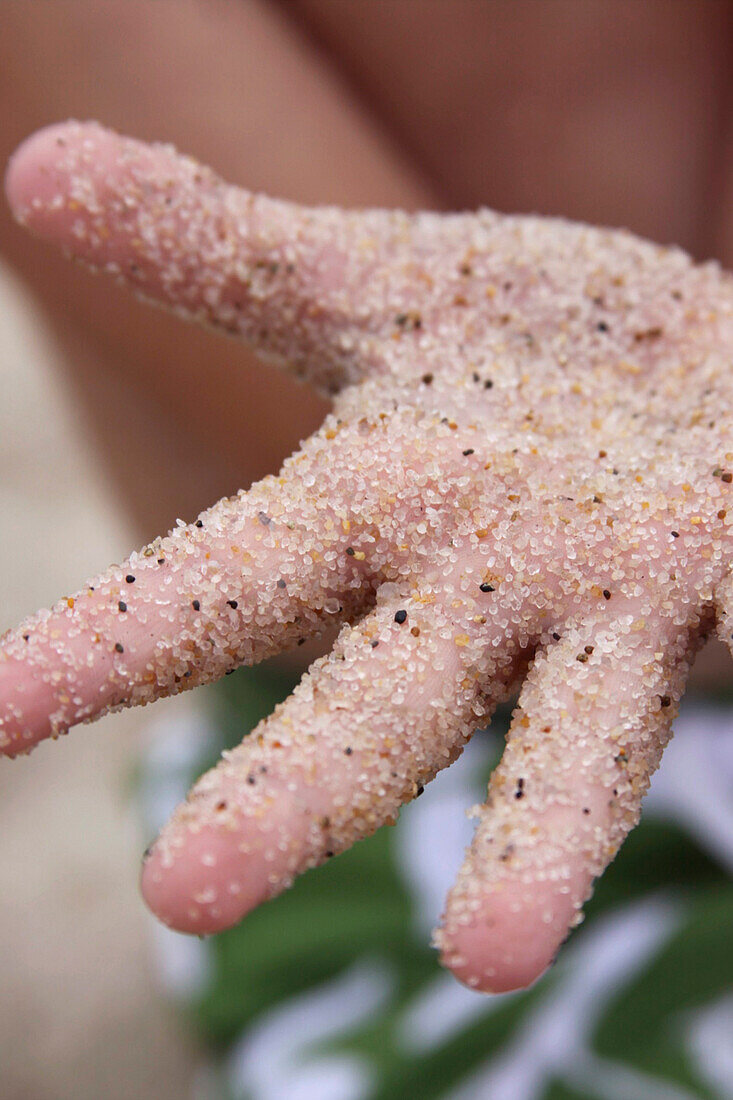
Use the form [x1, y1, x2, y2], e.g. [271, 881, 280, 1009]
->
[0, 445, 373, 757]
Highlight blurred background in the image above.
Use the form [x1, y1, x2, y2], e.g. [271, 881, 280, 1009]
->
[0, 2, 732, 1097]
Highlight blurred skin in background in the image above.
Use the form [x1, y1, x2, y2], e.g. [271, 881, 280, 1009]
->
[1, 0, 733, 653]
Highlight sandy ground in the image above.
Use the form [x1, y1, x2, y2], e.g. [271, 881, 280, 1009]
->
[0, 263, 199, 1099]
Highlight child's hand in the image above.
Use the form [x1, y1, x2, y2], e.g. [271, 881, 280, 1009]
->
[3, 121, 732, 992]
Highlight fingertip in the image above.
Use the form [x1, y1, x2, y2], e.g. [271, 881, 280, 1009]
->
[141, 825, 270, 935]
[0, 655, 62, 758]
[5, 121, 91, 220]
[439, 879, 582, 993]
[4, 119, 216, 299]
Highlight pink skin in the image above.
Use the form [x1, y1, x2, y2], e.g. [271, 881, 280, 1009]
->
[3, 121, 733, 992]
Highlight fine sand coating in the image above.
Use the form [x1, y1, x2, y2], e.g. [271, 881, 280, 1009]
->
[3, 121, 733, 992]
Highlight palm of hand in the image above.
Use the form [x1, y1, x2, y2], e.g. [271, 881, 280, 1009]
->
[2, 122, 732, 992]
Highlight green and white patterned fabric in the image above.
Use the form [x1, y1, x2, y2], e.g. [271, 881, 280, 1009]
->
[140, 667, 733, 1100]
